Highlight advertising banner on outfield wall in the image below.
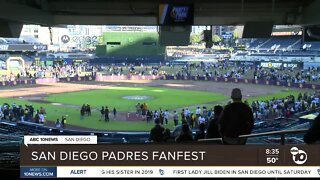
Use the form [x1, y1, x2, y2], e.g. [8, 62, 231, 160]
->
[0, 79, 36, 86]
[229, 61, 304, 69]
[161, 75, 320, 90]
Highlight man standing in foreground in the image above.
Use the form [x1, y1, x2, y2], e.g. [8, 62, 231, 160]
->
[304, 113, 320, 144]
[219, 88, 254, 145]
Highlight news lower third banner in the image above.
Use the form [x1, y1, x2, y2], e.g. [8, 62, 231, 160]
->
[20, 136, 320, 178]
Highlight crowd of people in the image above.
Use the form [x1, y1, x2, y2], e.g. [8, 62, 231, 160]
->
[247, 92, 320, 120]
[98, 61, 320, 85]
[0, 103, 47, 123]
[253, 66, 320, 84]
[2, 60, 320, 85]
[148, 88, 255, 145]
[0, 89, 318, 144]
[0, 62, 96, 82]
[171, 62, 320, 84]
[0, 102, 69, 131]
[146, 89, 320, 144]
[98, 106, 117, 122]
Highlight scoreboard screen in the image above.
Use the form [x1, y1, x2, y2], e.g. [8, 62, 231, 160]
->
[158, 4, 194, 26]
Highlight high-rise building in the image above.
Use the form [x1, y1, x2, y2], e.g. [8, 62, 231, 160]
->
[191, 26, 207, 34]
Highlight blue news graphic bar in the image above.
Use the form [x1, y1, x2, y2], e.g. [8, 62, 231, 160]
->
[20, 167, 57, 178]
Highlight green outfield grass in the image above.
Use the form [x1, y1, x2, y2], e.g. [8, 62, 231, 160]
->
[45, 87, 227, 112]
[0, 87, 307, 131]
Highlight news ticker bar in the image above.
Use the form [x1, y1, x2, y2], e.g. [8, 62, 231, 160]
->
[21, 144, 320, 166]
[20, 166, 320, 178]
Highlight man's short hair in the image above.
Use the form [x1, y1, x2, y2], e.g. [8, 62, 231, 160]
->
[231, 88, 242, 100]
[214, 105, 223, 117]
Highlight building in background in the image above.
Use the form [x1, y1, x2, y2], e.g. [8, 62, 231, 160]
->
[20, 25, 158, 52]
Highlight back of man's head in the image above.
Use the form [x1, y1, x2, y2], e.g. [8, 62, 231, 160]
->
[231, 88, 242, 101]
[155, 118, 160, 125]
[214, 105, 223, 117]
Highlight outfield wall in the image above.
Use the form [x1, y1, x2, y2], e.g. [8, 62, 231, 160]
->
[1, 74, 319, 91]
[0, 79, 36, 86]
[94, 74, 320, 90]
[0, 76, 95, 87]
[159, 75, 320, 90]
[95, 74, 159, 81]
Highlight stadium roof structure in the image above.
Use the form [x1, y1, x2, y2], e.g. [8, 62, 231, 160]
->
[0, 0, 319, 26]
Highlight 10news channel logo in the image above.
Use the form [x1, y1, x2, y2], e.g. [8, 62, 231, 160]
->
[290, 147, 307, 165]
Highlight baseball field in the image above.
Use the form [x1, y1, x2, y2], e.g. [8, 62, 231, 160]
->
[0, 80, 307, 131]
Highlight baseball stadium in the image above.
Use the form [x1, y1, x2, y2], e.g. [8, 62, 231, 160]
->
[1, 28, 319, 143]
[0, 0, 320, 178]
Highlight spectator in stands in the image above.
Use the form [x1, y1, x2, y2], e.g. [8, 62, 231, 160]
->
[304, 114, 320, 144]
[175, 123, 193, 142]
[206, 105, 223, 139]
[219, 88, 254, 145]
[163, 128, 172, 142]
[148, 118, 165, 142]
[194, 123, 206, 141]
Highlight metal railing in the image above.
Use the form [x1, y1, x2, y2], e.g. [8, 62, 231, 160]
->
[199, 128, 309, 145]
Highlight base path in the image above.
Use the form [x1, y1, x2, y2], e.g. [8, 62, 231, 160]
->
[0, 82, 115, 98]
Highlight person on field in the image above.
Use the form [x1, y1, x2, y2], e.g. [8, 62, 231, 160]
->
[146, 110, 152, 123]
[113, 107, 117, 119]
[164, 110, 169, 125]
[55, 119, 61, 129]
[173, 110, 179, 126]
[105, 106, 110, 122]
[61, 116, 66, 129]
[100, 106, 105, 121]
[80, 104, 85, 120]
[86, 104, 91, 116]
